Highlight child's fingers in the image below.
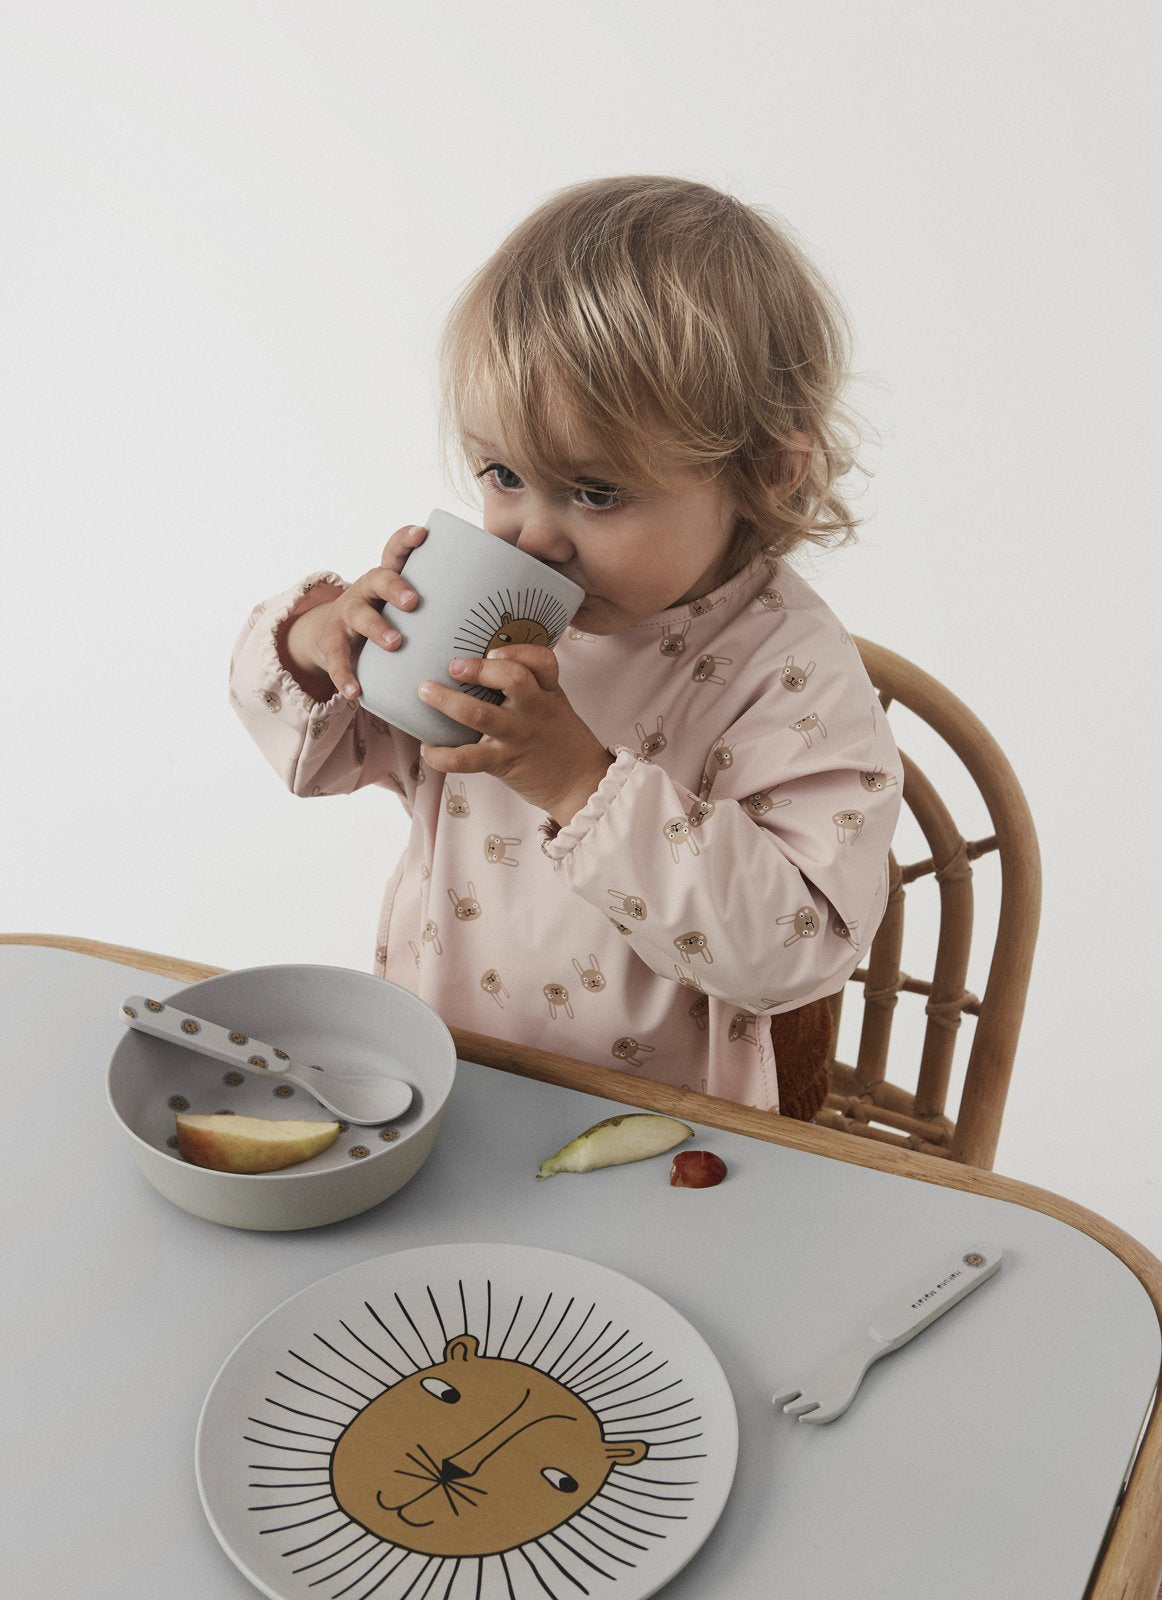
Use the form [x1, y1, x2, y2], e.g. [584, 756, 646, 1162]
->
[357, 566, 420, 618]
[448, 654, 536, 699]
[416, 676, 496, 736]
[482, 643, 560, 692]
[336, 525, 427, 623]
[418, 737, 493, 776]
[340, 593, 406, 649]
[314, 605, 400, 700]
[315, 634, 359, 699]
[377, 522, 428, 574]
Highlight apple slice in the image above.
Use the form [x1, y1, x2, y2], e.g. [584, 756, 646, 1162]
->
[175, 1113, 341, 1173]
[536, 1113, 693, 1179]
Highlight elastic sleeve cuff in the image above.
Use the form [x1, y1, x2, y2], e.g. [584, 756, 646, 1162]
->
[257, 572, 347, 715]
[541, 748, 639, 863]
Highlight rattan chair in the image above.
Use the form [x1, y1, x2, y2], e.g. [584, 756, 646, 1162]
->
[815, 638, 1042, 1170]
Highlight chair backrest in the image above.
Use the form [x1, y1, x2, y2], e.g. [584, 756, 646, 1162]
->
[817, 638, 1042, 1170]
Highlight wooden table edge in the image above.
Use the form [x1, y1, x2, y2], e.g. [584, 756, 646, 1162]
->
[9, 930, 1161, 1600]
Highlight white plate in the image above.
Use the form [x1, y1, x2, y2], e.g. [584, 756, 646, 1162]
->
[196, 1244, 738, 1600]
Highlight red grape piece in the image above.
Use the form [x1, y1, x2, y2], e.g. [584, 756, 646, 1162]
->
[669, 1150, 727, 1187]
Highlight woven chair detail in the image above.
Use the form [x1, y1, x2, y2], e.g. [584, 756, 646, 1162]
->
[816, 640, 1042, 1170]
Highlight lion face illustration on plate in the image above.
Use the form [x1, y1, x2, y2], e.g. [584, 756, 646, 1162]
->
[210, 1245, 736, 1600]
[331, 1334, 646, 1558]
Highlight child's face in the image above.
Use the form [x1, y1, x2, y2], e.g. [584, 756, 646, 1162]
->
[463, 408, 743, 634]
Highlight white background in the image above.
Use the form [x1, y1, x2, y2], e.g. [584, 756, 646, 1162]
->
[3, 1, 1159, 1252]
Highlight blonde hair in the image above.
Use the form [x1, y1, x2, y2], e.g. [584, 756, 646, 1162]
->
[439, 174, 863, 565]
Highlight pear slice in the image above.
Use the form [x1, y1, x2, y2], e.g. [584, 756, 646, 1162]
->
[536, 1113, 694, 1179]
[175, 1113, 341, 1173]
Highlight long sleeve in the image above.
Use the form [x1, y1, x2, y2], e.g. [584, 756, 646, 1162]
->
[228, 573, 423, 809]
[543, 574, 901, 1015]
[545, 752, 894, 1013]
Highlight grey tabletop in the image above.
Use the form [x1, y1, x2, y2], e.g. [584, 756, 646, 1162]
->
[5, 945, 1159, 1599]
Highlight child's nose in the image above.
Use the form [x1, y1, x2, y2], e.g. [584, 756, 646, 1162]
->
[514, 511, 573, 565]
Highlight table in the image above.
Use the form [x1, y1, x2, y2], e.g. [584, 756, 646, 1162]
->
[5, 934, 1161, 1600]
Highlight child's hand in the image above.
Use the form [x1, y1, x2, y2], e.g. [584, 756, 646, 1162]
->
[417, 645, 612, 826]
[278, 523, 428, 700]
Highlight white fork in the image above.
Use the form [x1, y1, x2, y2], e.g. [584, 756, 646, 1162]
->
[772, 1242, 1003, 1423]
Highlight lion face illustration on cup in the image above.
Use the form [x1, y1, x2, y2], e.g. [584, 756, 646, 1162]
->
[354, 510, 583, 747]
[483, 613, 552, 652]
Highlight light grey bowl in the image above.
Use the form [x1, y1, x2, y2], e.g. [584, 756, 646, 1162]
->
[106, 964, 457, 1231]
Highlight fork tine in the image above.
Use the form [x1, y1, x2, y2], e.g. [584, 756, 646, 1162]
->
[783, 1395, 820, 1418]
[799, 1395, 853, 1424]
[771, 1383, 802, 1407]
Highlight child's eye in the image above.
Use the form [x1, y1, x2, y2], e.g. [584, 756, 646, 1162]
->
[477, 462, 524, 492]
[574, 482, 622, 511]
[476, 461, 622, 511]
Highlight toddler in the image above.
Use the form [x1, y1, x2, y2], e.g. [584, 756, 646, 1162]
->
[230, 175, 902, 1112]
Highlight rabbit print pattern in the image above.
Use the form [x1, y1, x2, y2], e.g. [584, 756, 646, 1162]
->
[231, 551, 901, 1111]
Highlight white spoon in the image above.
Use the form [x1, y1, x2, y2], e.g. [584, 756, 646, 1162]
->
[119, 995, 414, 1125]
